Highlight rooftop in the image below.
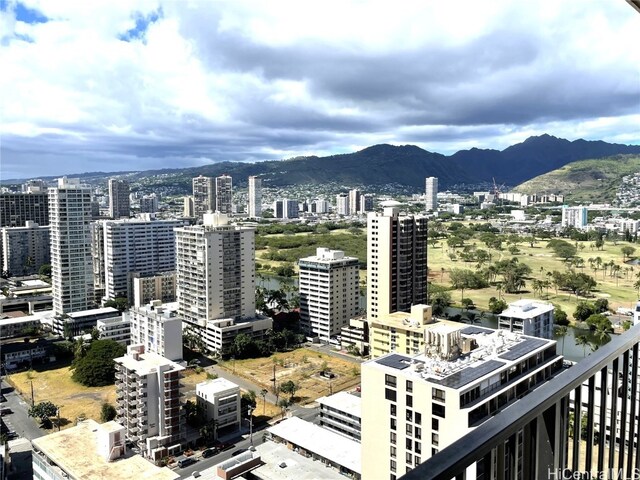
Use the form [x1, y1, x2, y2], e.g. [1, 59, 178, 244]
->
[251, 441, 346, 480]
[197, 377, 239, 395]
[317, 391, 362, 418]
[499, 299, 554, 319]
[370, 327, 556, 390]
[115, 350, 185, 376]
[267, 417, 361, 474]
[32, 420, 178, 480]
[67, 307, 120, 319]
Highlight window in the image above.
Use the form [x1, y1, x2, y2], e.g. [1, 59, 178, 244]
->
[390, 446, 396, 458]
[390, 432, 396, 444]
[415, 442, 422, 454]
[415, 456, 421, 466]
[415, 412, 422, 425]
[406, 452, 413, 463]
[385, 374, 397, 387]
[390, 460, 396, 473]
[433, 404, 446, 418]
[406, 423, 413, 435]
[390, 404, 397, 416]
[390, 418, 397, 430]
[432, 388, 446, 402]
[406, 395, 413, 407]
[385, 388, 397, 402]
[432, 448, 439, 455]
[406, 438, 412, 450]
[432, 433, 439, 446]
[406, 380, 413, 393]
[415, 426, 422, 439]
[432, 418, 439, 431]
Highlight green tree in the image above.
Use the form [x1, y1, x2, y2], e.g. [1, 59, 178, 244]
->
[488, 297, 507, 315]
[622, 245, 636, 261]
[461, 298, 474, 311]
[554, 305, 569, 326]
[38, 264, 52, 278]
[71, 340, 126, 387]
[554, 325, 568, 355]
[100, 403, 117, 422]
[594, 298, 609, 314]
[279, 380, 299, 402]
[573, 302, 596, 323]
[104, 297, 128, 313]
[585, 313, 613, 333]
[575, 335, 590, 357]
[28, 401, 58, 424]
[260, 389, 268, 415]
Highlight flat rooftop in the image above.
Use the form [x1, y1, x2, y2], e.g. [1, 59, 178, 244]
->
[267, 417, 361, 474]
[68, 307, 120, 319]
[197, 377, 239, 395]
[252, 441, 346, 480]
[317, 391, 361, 418]
[371, 327, 556, 390]
[499, 299, 554, 319]
[32, 420, 178, 480]
[115, 350, 185, 376]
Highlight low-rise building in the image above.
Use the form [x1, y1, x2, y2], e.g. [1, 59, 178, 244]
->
[317, 391, 362, 441]
[127, 300, 182, 361]
[1, 338, 53, 371]
[0, 315, 41, 339]
[340, 316, 369, 356]
[498, 299, 554, 339]
[97, 315, 131, 345]
[196, 378, 241, 438]
[202, 315, 273, 355]
[32, 419, 178, 480]
[370, 304, 434, 358]
[52, 306, 121, 338]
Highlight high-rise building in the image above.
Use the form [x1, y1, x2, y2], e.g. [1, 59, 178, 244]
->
[90, 221, 106, 304]
[349, 189, 361, 215]
[498, 299, 554, 339]
[370, 304, 433, 358]
[299, 248, 360, 342]
[336, 193, 349, 215]
[315, 199, 329, 214]
[1, 221, 50, 276]
[361, 326, 562, 479]
[0, 191, 49, 227]
[139, 194, 159, 213]
[367, 202, 428, 321]
[99, 216, 185, 302]
[49, 177, 93, 315]
[561, 205, 588, 229]
[215, 175, 233, 214]
[192, 176, 215, 218]
[283, 199, 299, 219]
[127, 300, 182, 361]
[114, 344, 185, 457]
[360, 194, 374, 214]
[248, 176, 262, 218]
[425, 177, 438, 212]
[132, 272, 176, 308]
[108, 179, 131, 219]
[21, 179, 47, 193]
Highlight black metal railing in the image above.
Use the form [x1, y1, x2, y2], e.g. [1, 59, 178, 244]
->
[401, 323, 640, 480]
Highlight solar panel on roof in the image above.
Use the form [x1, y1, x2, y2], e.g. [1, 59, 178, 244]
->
[460, 326, 493, 335]
[431, 359, 505, 389]
[376, 354, 411, 370]
[498, 338, 549, 361]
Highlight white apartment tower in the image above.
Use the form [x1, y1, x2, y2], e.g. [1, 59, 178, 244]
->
[192, 176, 215, 218]
[336, 193, 349, 215]
[100, 216, 185, 302]
[108, 179, 131, 219]
[49, 177, 94, 315]
[561, 206, 588, 229]
[425, 177, 438, 212]
[127, 300, 182, 361]
[140, 194, 159, 213]
[1, 221, 50, 276]
[367, 203, 428, 321]
[114, 344, 185, 458]
[215, 175, 233, 214]
[349, 189, 361, 215]
[298, 248, 360, 342]
[248, 176, 262, 218]
[175, 212, 255, 326]
[498, 299, 554, 339]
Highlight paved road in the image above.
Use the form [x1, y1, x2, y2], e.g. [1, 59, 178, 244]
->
[1, 379, 45, 441]
[303, 343, 365, 364]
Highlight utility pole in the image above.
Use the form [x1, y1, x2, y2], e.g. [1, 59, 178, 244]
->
[30, 381, 35, 406]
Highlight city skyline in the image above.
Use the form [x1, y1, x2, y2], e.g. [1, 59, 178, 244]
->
[1, 1, 638, 179]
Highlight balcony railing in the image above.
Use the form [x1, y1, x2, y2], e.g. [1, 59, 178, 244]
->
[401, 323, 640, 480]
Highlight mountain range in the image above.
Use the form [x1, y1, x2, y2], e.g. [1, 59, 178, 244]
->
[5, 134, 640, 190]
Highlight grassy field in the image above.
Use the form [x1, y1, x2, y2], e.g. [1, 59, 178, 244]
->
[218, 348, 360, 405]
[8, 366, 116, 430]
[428, 235, 639, 321]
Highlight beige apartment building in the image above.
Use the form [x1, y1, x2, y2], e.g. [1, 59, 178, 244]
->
[369, 304, 434, 358]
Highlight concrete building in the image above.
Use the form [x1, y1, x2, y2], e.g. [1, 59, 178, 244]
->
[370, 304, 434, 358]
[274, 198, 299, 219]
[360, 194, 374, 214]
[0, 191, 49, 227]
[192, 175, 215, 218]
[100, 216, 184, 302]
[340, 316, 369, 356]
[196, 378, 241, 438]
[425, 177, 438, 212]
[108, 178, 131, 219]
[216, 175, 233, 214]
[127, 300, 182, 361]
[53, 306, 121, 337]
[315, 199, 330, 214]
[562, 205, 588, 229]
[361, 326, 561, 479]
[367, 203, 428, 321]
[498, 299, 554, 339]
[175, 212, 271, 353]
[90, 221, 106, 304]
[114, 344, 186, 459]
[248, 176, 262, 219]
[97, 316, 131, 345]
[32, 419, 178, 480]
[298, 248, 359, 342]
[318, 391, 362, 441]
[49, 177, 94, 315]
[349, 190, 361, 215]
[131, 271, 176, 308]
[0, 315, 42, 339]
[1, 221, 50, 276]
[139, 194, 159, 213]
[183, 196, 195, 217]
[336, 193, 349, 215]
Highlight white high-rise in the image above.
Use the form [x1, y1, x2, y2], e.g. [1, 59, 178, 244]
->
[349, 189, 361, 215]
[248, 176, 262, 218]
[127, 300, 182, 361]
[49, 177, 94, 315]
[561, 206, 588, 229]
[336, 193, 349, 215]
[192, 176, 215, 218]
[425, 177, 438, 212]
[1, 221, 50, 276]
[299, 248, 360, 342]
[367, 202, 428, 321]
[215, 175, 233, 214]
[108, 179, 130, 219]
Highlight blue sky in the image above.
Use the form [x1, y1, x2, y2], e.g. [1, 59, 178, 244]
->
[1, 0, 639, 180]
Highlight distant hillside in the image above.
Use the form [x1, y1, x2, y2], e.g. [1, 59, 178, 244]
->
[513, 154, 640, 203]
[4, 134, 640, 191]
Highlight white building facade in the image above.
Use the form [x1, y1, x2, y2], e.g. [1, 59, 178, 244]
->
[127, 300, 182, 361]
[192, 176, 215, 218]
[1, 221, 50, 276]
[425, 177, 438, 212]
[562, 206, 588, 229]
[108, 179, 130, 219]
[498, 299, 554, 339]
[215, 175, 233, 214]
[196, 378, 241, 437]
[248, 176, 262, 219]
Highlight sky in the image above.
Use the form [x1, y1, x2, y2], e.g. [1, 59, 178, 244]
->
[1, 0, 639, 180]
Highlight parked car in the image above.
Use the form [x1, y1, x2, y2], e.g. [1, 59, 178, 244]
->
[177, 457, 197, 468]
[0, 408, 12, 415]
[231, 449, 246, 457]
[201, 448, 216, 459]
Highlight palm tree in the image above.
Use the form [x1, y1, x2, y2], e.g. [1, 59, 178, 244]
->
[634, 279, 640, 297]
[575, 335, 590, 358]
[594, 324, 611, 344]
[555, 325, 568, 355]
[260, 389, 268, 415]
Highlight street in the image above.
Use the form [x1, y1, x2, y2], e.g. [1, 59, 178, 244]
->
[1, 378, 45, 442]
